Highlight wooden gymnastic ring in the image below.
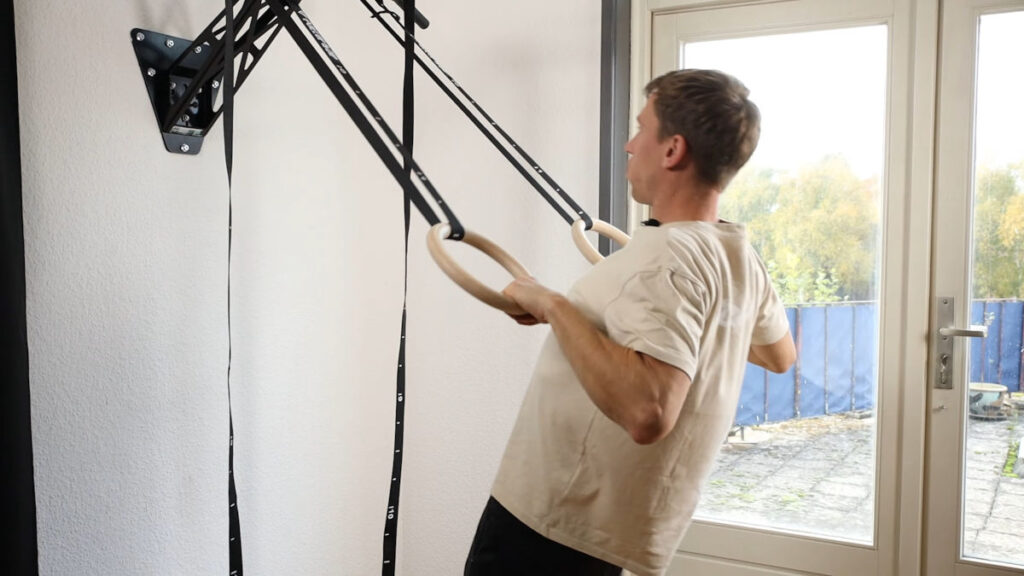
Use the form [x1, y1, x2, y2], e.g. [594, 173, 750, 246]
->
[426, 223, 531, 315]
[571, 219, 631, 264]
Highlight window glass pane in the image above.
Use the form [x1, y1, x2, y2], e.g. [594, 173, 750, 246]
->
[683, 25, 887, 544]
[964, 10, 1024, 568]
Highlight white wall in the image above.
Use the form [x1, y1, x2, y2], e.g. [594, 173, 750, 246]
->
[16, 0, 601, 573]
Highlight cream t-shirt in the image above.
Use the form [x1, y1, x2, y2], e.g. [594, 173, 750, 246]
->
[491, 221, 789, 576]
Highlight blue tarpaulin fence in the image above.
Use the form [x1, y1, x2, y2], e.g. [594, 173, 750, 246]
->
[969, 299, 1024, 392]
[735, 299, 1024, 426]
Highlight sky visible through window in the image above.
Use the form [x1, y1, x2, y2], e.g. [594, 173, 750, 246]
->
[682, 16, 1024, 177]
[976, 11, 1024, 170]
[682, 25, 888, 179]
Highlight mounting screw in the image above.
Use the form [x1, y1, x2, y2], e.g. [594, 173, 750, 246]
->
[181, 114, 190, 123]
[211, 80, 220, 89]
[135, 32, 145, 42]
[165, 39, 175, 48]
[147, 67, 156, 77]
[170, 82, 177, 90]
[180, 144, 190, 153]
[194, 46, 203, 54]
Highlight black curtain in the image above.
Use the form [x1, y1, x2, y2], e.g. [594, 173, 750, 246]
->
[1, 0, 39, 574]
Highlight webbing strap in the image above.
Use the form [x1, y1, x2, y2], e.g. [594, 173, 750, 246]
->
[268, 0, 464, 241]
[363, 0, 593, 230]
[214, 4, 470, 573]
[381, 0, 415, 573]
[221, 2, 244, 575]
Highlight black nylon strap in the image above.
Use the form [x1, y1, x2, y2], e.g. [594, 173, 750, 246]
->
[363, 1, 593, 230]
[1, 1, 40, 572]
[268, 0, 464, 241]
[381, 0, 415, 572]
[213, 5, 470, 573]
[222, 3, 244, 574]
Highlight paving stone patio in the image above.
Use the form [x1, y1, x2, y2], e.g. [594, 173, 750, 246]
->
[695, 409, 1024, 566]
[963, 410, 1024, 565]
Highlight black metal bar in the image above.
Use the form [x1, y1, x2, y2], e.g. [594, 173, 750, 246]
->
[1, 0, 39, 573]
[193, 11, 287, 133]
[160, 0, 284, 134]
[599, 0, 631, 256]
[157, 0, 252, 132]
[389, 0, 429, 29]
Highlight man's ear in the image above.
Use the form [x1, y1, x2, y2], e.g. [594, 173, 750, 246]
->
[662, 134, 688, 169]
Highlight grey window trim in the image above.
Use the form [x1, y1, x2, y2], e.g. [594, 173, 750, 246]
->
[599, 0, 632, 256]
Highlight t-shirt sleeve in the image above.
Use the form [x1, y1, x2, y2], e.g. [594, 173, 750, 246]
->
[751, 270, 790, 346]
[602, 268, 705, 380]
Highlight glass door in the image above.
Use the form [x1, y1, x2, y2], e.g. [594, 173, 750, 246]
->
[642, 0, 920, 573]
[927, 1, 1024, 574]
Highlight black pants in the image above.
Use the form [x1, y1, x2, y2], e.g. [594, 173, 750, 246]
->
[464, 497, 623, 576]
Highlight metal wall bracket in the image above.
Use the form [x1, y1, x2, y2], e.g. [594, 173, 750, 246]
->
[131, 28, 221, 155]
[130, 1, 428, 156]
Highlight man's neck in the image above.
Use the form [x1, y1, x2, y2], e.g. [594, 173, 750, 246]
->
[649, 189, 719, 224]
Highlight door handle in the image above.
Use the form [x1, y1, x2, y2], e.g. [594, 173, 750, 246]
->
[938, 326, 988, 338]
[933, 297, 988, 390]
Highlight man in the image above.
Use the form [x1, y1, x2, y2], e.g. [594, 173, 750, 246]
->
[464, 69, 796, 576]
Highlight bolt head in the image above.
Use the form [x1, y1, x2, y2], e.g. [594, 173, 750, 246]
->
[135, 32, 145, 42]
[180, 144, 190, 153]
[194, 46, 202, 54]
[147, 67, 156, 77]
[165, 39, 175, 48]
[169, 82, 177, 90]
[211, 80, 220, 89]
[181, 114, 190, 123]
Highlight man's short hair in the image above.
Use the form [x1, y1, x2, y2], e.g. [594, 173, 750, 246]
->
[644, 69, 761, 188]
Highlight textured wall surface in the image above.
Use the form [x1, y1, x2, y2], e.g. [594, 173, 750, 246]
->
[16, 0, 600, 573]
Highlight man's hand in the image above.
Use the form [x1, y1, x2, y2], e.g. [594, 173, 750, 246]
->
[501, 277, 564, 326]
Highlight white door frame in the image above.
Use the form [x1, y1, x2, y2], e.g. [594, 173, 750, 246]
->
[629, 1, 938, 574]
[926, 1, 1024, 574]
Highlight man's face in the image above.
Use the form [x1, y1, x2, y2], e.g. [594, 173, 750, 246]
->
[624, 96, 667, 205]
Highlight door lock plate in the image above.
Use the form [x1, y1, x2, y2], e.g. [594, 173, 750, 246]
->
[935, 297, 956, 390]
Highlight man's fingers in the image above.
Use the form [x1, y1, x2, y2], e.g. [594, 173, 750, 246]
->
[507, 312, 539, 326]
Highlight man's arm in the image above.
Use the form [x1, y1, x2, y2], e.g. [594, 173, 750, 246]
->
[503, 278, 692, 445]
[748, 331, 796, 374]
